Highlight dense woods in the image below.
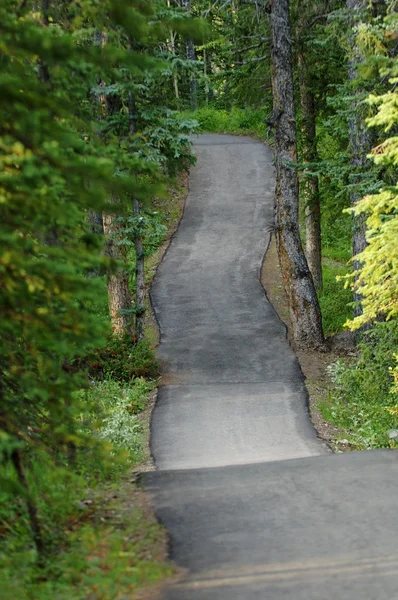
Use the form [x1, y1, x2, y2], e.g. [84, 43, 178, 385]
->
[1, 0, 398, 596]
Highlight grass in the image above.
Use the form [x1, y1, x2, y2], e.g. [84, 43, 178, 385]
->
[0, 376, 173, 600]
[319, 260, 352, 336]
[318, 323, 398, 450]
[180, 105, 268, 139]
[1, 480, 172, 600]
[316, 235, 398, 451]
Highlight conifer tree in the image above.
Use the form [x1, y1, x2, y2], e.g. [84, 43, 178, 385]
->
[0, 0, 180, 558]
[270, 0, 324, 348]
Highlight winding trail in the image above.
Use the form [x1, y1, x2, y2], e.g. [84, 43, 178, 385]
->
[144, 135, 398, 599]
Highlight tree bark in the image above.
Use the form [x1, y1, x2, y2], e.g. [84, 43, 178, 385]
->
[270, 0, 324, 349]
[133, 198, 146, 342]
[347, 0, 372, 318]
[171, 30, 181, 103]
[39, 0, 51, 84]
[187, 39, 198, 110]
[128, 87, 146, 342]
[182, 0, 198, 110]
[11, 449, 45, 562]
[97, 34, 133, 338]
[103, 208, 133, 337]
[166, 2, 180, 104]
[298, 51, 322, 289]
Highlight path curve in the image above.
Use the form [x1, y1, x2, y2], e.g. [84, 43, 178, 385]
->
[150, 134, 326, 469]
[144, 135, 398, 600]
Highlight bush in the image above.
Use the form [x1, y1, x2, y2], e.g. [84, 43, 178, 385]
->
[76, 377, 156, 463]
[0, 374, 158, 598]
[319, 261, 353, 336]
[180, 106, 267, 138]
[89, 337, 158, 382]
[319, 320, 398, 449]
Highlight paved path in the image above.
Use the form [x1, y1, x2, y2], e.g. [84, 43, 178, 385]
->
[144, 135, 398, 599]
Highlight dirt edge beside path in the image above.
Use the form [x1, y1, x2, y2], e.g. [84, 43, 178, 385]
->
[139, 171, 190, 473]
[102, 173, 190, 600]
[261, 236, 344, 449]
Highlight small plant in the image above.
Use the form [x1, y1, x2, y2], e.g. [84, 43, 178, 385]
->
[76, 378, 156, 462]
[180, 106, 267, 138]
[318, 261, 353, 336]
[89, 336, 158, 382]
[319, 321, 398, 449]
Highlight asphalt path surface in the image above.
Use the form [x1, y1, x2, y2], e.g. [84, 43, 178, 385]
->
[144, 135, 398, 599]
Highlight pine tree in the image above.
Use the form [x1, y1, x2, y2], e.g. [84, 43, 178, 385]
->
[269, 0, 324, 348]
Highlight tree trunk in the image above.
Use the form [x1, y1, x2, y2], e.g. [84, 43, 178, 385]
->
[133, 198, 146, 342]
[88, 211, 103, 235]
[11, 449, 45, 562]
[270, 0, 324, 349]
[298, 51, 322, 290]
[204, 48, 215, 104]
[103, 208, 133, 337]
[128, 87, 146, 342]
[347, 0, 372, 318]
[97, 36, 133, 338]
[182, 0, 197, 110]
[171, 30, 180, 103]
[39, 0, 51, 83]
[187, 39, 198, 110]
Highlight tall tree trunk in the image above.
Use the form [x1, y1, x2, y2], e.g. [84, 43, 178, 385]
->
[298, 51, 322, 289]
[166, 2, 180, 104]
[187, 39, 198, 110]
[347, 0, 372, 318]
[133, 198, 146, 341]
[270, 0, 324, 349]
[39, 0, 51, 83]
[128, 88, 146, 342]
[98, 42, 133, 337]
[11, 449, 45, 562]
[204, 48, 215, 104]
[171, 30, 181, 104]
[103, 207, 133, 337]
[88, 211, 103, 235]
[182, 0, 198, 110]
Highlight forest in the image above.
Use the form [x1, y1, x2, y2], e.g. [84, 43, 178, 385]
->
[1, 0, 397, 597]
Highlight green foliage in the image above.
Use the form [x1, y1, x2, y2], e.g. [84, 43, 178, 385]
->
[0, 373, 162, 598]
[76, 378, 156, 462]
[319, 321, 398, 449]
[0, 1, 193, 595]
[346, 65, 398, 328]
[319, 261, 353, 336]
[90, 337, 158, 382]
[1, 480, 171, 600]
[182, 106, 267, 137]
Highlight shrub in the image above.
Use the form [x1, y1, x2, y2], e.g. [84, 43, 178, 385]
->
[180, 106, 267, 138]
[89, 336, 158, 382]
[76, 378, 156, 463]
[319, 261, 353, 336]
[319, 320, 398, 449]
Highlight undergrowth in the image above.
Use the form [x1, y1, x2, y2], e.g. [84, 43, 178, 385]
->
[181, 106, 267, 138]
[0, 372, 168, 600]
[319, 261, 352, 336]
[319, 322, 398, 450]
[0, 180, 186, 599]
